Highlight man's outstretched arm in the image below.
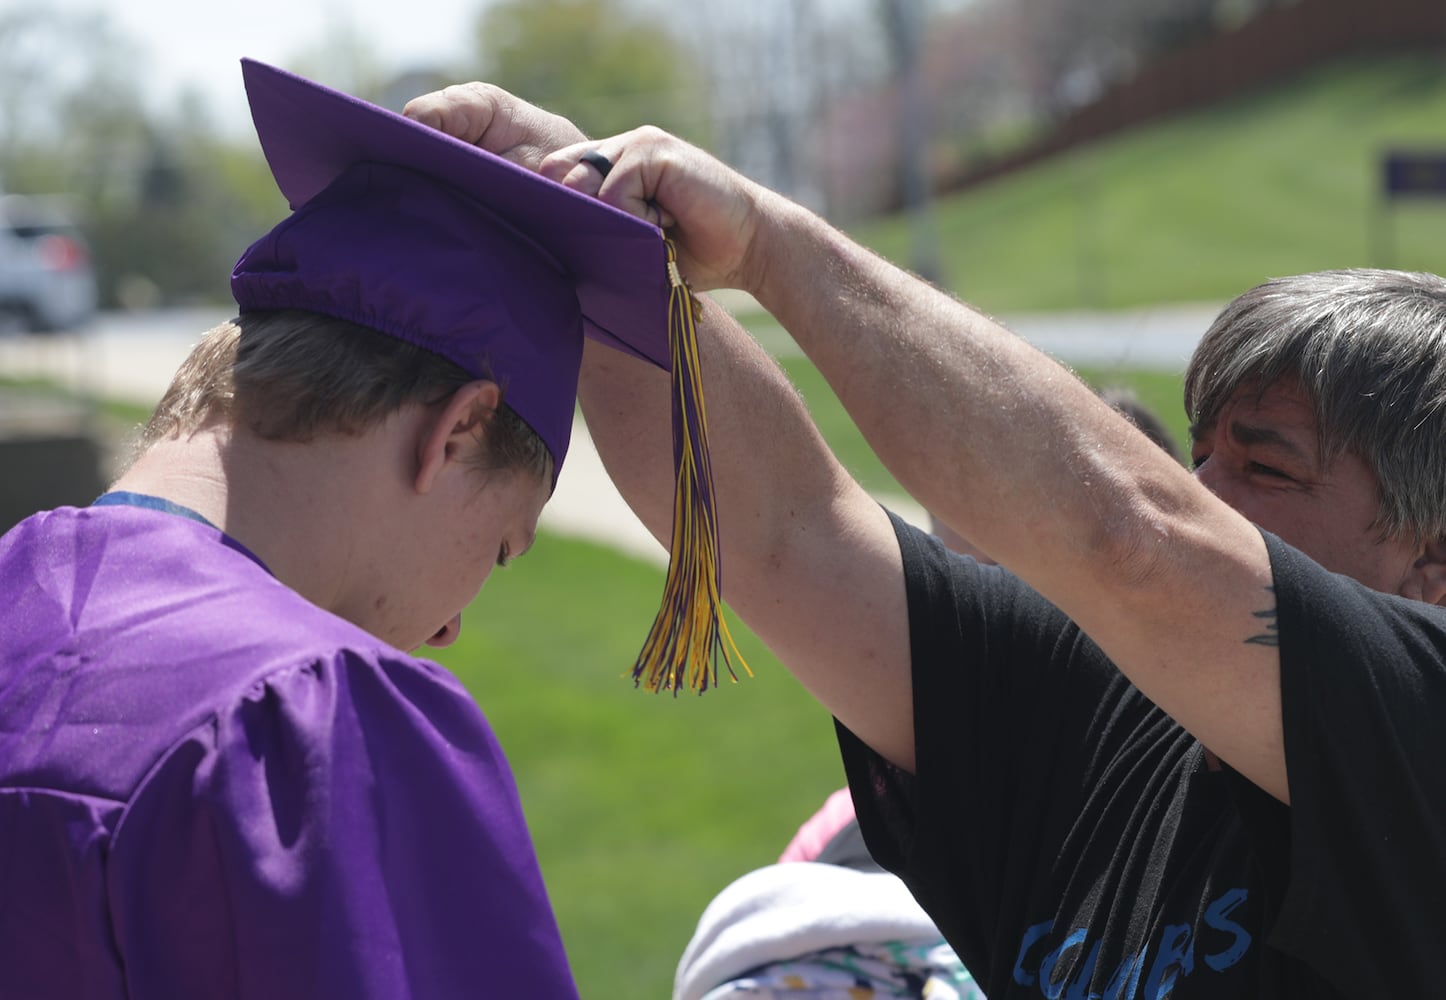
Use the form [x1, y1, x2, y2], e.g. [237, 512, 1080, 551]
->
[409, 93, 1285, 800]
[546, 128, 1285, 801]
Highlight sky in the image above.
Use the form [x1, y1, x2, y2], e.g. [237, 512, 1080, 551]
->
[36, 0, 921, 128]
[44, 0, 490, 128]
[30, 0, 973, 147]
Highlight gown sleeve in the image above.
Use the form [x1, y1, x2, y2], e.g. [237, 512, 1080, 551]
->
[105, 648, 581, 1000]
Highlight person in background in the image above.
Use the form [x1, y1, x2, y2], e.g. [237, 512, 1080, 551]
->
[674, 787, 985, 1000]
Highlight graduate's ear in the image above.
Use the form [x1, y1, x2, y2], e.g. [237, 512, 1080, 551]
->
[414, 380, 502, 495]
[1401, 537, 1446, 607]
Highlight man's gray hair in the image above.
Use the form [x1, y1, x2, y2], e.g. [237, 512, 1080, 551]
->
[1185, 268, 1446, 545]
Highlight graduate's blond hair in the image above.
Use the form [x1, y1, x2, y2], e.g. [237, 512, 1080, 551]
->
[141, 309, 551, 482]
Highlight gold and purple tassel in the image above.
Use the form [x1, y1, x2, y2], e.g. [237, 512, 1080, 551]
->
[631, 238, 751, 694]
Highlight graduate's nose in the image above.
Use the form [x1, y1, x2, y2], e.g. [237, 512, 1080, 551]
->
[424, 614, 463, 648]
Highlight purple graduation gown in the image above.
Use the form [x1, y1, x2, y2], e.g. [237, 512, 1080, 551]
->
[0, 504, 581, 999]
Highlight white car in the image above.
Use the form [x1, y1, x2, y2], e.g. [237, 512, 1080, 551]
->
[0, 194, 97, 333]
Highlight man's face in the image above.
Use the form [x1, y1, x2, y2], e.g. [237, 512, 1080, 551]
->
[1189, 378, 1423, 595]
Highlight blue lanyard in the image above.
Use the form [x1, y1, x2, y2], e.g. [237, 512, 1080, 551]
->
[92, 491, 219, 531]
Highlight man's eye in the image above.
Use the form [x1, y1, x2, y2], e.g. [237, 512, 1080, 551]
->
[1191, 453, 1210, 470]
[1248, 462, 1289, 479]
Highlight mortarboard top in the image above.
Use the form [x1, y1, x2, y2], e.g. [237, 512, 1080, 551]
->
[231, 58, 746, 693]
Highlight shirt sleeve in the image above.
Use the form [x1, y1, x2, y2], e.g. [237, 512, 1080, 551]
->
[1254, 532, 1446, 997]
[105, 649, 581, 1000]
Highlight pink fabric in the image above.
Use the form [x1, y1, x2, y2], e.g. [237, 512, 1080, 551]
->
[779, 788, 858, 863]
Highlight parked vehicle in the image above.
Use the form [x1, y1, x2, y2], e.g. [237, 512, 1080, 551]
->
[0, 194, 97, 333]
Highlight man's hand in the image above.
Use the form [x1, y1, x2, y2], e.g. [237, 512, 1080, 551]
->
[541, 128, 775, 295]
[403, 83, 585, 171]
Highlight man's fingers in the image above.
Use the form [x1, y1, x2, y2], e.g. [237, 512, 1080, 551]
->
[543, 142, 616, 192]
[400, 96, 440, 128]
[628, 195, 675, 231]
[573, 150, 666, 217]
[540, 142, 590, 183]
[405, 84, 586, 168]
[542, 137, 675, 230]
[402, 83, 500, 143]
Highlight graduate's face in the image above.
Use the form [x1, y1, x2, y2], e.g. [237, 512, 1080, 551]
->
[412, 461, 550, 650]
[1189, 378, 1424, 594]
[353, 438, 549, 654]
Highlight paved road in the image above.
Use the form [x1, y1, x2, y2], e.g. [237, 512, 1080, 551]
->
[0, 299, 1224, 562]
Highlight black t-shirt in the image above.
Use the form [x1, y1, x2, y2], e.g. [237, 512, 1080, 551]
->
[839, 513, 1446, 998]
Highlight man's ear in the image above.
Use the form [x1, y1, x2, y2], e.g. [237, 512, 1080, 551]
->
[414, 380, 501, 495]
[1402, 538, 1446, 607]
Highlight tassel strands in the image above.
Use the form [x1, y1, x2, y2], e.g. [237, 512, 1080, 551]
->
[630, 238, 752, 694]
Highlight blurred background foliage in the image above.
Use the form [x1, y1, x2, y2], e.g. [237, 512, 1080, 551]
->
[5, 0, 1443, 315]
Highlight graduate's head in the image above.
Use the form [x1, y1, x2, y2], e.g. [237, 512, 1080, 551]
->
[138, 308, 552, 651]
[147, 60, 740, 677]
[200, 59, 680, 651]
[142, 309, 551, 487]
[1185, 268, 1446, 597]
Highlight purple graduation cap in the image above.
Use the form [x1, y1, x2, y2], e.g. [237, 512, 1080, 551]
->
[232, 59, 747, 694]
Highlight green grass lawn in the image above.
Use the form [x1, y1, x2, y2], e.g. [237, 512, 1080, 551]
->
[0, 376, 152, 428]
[854, 54, 1446, 314]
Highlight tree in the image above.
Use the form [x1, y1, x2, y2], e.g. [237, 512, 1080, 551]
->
[470, 0, 707, 142]
[0, 3, 284, 308]
[0, 6, 146, 196]
[672, 0, 886, 211]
